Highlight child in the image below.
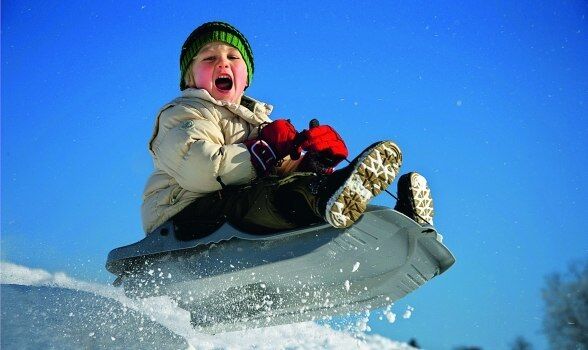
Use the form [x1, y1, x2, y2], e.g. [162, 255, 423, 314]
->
[141, 21, 434, 238]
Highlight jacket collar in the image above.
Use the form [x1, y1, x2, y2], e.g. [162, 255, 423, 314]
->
[181, 88, 273, 125]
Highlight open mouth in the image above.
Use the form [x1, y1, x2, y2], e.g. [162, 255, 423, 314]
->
[215, 75, 233, 91]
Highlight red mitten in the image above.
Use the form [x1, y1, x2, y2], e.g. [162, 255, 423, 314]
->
[244, 119, 300, 176]
[299, 124, 348, 171]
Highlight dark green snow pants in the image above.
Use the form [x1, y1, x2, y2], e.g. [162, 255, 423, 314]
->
[170, 172, 324, 239]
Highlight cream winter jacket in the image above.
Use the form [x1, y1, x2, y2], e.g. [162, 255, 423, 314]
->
[141, 88, 276, 234]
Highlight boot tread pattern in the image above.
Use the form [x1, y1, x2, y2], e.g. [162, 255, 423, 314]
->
[409, 173, 435, 225]
[326, 141, 402, 228]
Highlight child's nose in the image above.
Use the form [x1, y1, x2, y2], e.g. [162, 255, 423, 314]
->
[218, 57, 229, 68]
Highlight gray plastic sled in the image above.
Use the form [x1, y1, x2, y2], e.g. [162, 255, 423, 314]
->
[106, 205, 455, 333]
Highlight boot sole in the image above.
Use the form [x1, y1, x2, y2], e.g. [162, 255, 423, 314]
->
[325, 141, 402, 228]
[406, 172, 435, 226]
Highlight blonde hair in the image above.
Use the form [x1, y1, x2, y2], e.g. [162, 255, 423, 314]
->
[182, 60, 196, 89]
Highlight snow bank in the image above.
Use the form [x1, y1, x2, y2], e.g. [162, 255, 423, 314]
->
[1, 261, 414, 350]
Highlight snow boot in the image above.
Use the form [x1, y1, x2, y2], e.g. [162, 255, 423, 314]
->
[394, 172, 435, 226]
[318, 141, 402, 228]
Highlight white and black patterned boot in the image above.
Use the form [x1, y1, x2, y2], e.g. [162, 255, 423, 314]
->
[318, 141, 403, 228]
[394, 172, 435, 226]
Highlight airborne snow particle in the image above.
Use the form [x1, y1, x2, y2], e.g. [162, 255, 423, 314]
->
[403, 305, 414, 319]
[344, 280, 350, 291]
[383, 304, 396, 323]
[352, 262, 360, 272]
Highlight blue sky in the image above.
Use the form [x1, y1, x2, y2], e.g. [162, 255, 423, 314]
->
[2, 1, 587, 349]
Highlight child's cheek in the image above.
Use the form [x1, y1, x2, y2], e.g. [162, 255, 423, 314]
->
[234, 64, 249, 87]
[194, 64, 214, 88]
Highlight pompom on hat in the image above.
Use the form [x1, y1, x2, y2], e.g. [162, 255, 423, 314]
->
[179, 21, 254, 90]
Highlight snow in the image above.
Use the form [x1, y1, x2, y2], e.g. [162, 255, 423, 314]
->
[344, 279, 351, 291]
[383, 305, 397, 324]
[1, 261, 415, 350]
[403, 306, 415, 319]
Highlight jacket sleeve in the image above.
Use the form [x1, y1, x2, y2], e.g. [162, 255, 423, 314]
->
[150, 105, 256, 193]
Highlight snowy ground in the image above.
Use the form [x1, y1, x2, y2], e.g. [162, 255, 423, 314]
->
[0, 262, 415, 350]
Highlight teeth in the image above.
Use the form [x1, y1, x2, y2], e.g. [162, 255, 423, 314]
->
[217, 74, 231, 80]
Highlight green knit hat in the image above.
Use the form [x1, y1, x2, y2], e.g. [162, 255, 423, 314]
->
[179, 21, 254, 90]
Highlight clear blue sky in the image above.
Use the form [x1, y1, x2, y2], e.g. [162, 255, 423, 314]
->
[2, 1, 587, 349]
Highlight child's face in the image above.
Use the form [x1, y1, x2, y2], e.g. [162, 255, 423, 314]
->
[190, 42, 249, 104]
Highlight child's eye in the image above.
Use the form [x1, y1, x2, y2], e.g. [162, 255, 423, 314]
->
[203, 56, 215, 61]
[228, 55, 240, 60]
